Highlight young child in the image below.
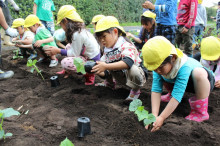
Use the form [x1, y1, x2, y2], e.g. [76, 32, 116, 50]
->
[33, 0, 56, 35]
[91, 16, 146, 100]
[175, 0, 198, 57]
[142, 36, 215, 132]
[126, 11, 156, 50]
[11, 18, 37, 59]
[91, 14, 105, 30]
[44, 5, 100, 85]
[53, 28, 66, 49]
[24, 14, 58, 67]
[200, 36, 220, 88]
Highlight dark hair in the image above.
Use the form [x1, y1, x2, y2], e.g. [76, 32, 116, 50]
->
[141, 16, 155, 39]
[218, 1, 220, 5]
[64, 18, 85, 43]
[95, 27, 132, 44]
[161, 55, 173, 65]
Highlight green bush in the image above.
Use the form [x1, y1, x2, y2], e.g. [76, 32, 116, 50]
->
[9, 0, 146, 25]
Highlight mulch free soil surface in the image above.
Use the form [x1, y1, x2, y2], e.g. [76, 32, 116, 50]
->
[0, 47, 220, 146]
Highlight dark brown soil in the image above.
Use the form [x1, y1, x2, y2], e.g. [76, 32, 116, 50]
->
[0, 46, 220, 146]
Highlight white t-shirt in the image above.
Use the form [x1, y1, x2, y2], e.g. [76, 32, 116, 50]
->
[68, 29, 100, 59]
[19, 31, 35, 41]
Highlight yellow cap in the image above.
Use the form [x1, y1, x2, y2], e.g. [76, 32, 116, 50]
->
[198, 0, 203, 4]
[142, 11, 156, 20]
[57, 5, 83, 24]
[12, 18, 25, 28]
[91, 15, 105, 24]
[142, 36, 183, 71]
[95, 16, 126, 35]
[24, 15, 41, 28]
[201, 36, 220, 61]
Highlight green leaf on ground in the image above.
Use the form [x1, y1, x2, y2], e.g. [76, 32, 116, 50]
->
[60, 137, 74, 146]
[129, 99, 142, 112]
[0, 108, 20, 118]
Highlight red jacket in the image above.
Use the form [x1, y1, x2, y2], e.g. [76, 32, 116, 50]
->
[176, 0, 198, 29]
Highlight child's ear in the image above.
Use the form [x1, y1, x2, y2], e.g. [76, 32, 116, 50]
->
[113, 28, 118, 35]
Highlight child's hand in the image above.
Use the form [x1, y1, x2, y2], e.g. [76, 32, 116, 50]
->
[91, 61, 107, 74]
[181, 27, 189, 33]
[150, 116, 165, 132]
[215, 80, 220, 88]
[34, 40, 43, 47]
[15, 43, 21, 47]
[44, 46, 60, 56]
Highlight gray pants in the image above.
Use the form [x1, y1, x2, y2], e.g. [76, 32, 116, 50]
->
[2, 0, 12, 26]
[175, 25, 195, 56]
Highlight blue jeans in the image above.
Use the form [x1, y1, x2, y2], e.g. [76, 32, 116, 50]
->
[41, 20, 55, 35]
[193, 24, 204, 44]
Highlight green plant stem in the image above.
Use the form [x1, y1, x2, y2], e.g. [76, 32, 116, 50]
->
[33, 65, 45, 81]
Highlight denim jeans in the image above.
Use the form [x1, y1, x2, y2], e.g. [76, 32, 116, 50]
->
[193, 24, 205, 44]
[41, 20, 55, 35]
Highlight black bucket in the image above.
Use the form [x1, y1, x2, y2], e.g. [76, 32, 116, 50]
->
[77, 117, 91, 137]
[50, 76, 60, 87]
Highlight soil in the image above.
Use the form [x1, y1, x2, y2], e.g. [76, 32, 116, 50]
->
[0, 46, 220, 146]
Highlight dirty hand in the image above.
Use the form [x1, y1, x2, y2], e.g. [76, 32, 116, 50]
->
[44, 46, 60, 56]
[142, 1, 154, 9]
[150, 116, 165, 132]
[34, 40, 43, 47]
[126, 32, 133, 38]
[15, 43, 21, 47]
[91, 61, 107, 74]
[215, 80, 220, 88]
[181, 27, 189, 33]
[5, 27, 18, 37]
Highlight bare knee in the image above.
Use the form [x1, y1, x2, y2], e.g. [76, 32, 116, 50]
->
[192, 68, 208, 81]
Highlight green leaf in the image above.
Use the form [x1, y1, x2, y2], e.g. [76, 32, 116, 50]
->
[1, 108, 20, 118]
[74, 57, 85, 74]
[0, 130, 4, 139]
[13, 56, 18, 60]
[143, 114, 156, 126]
[60, 137, 74, 146]
[129, 99, 142, 112]
[5, 133, 13, 137]
[32, 59, 37, 65]
[135, 109, 149, 121]
[27, 59, 33, 67]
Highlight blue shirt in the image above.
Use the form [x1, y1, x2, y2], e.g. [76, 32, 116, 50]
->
[152, 58, 203, 103]
[154, 0, 178, 25]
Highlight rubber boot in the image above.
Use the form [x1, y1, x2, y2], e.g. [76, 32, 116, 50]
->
[185, 96, 209, 122]
[3, 35, 14, 46]
[161, 83, 173, 102]
[0, 70, 14, 80]
[84, 73, 95, 85]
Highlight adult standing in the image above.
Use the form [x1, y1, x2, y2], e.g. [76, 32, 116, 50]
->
[0, 0, 18, 80]
[33, 0, 55, 35]
[142, 0, 178, 44]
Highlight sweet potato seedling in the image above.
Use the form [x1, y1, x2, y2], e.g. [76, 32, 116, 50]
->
[27, 59, 45, 81]
[0, 108, 20, 140]
[129, 99, 156, 126]
[60, 137, 74, 146]
[74, 57, 86, 74]
[12, 49, 23, 60]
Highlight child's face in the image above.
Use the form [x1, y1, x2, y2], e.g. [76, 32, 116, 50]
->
[28, 24, 38, 33]
[143, 22, 153, 32]
[60, 19, 67, 31]
[16, 26, 24, 35]
[154, 63, 173, 75]
[98, 29, 118, 48]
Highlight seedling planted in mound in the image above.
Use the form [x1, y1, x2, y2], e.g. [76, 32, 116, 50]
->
[129, 99, 156, 126]
[12, 49, 23, 60]
[27, 59, 45, 81]
[74, 57, 86, 75]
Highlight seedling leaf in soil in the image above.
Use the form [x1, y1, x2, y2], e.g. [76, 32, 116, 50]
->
[12, 49, 23, 60]
[26, 59, 45, 81]
[73, 57, 86, 74]
[60, 137, 74, 146]
[129, 99, 156, 127]
[0, 108, 20, 140]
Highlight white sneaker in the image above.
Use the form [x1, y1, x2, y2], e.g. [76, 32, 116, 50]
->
[49, 59, 58, 67]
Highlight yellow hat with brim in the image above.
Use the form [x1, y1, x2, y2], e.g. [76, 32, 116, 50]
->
[142, 11, 156, 20]
[198, 0, 203, 4]
[12, 18, 25, 28]
[201, 36, 220, 61]
[142, 36, 183, 71]
[24, 14, 42, 28]
[95, 16, 126, 35]
[57, 5, 82, 25]
[91, 15, 105, 24]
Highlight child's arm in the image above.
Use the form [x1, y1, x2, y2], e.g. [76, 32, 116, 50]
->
[16, 44, 32, 49]
[20, 37, 33, 45]
[34, 36, 54, 47]
[33, 3, 37, 15]
[184, 0, 197, 30]
[151, 92, 162, 117]
[56, 41, 66, 49]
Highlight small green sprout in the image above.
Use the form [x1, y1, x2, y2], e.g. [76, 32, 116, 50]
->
[0, 108, 20, 140]
[60, 137, 74, 146]
[12, 49, 23, 60]
[26, 59, 45, 81]
[129, 99, 156, 126]
[73, 57, 86, 74]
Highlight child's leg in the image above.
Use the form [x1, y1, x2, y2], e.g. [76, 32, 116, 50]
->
[182, 27, 195, 57]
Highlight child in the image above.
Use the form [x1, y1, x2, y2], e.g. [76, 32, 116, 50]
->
[24, 14, 58, 67]
[33, 0, 56, 35]
[175, 0, 198, 57]
[91, 14, 105, 29]
[11, 18, 37, 59]
[200, 36, 220, 88]
[91, 16, 146, 100]
[44, 5, 100, 85]
[126, 11, 156, 50]
[142, 36, 215, 132]
[53, 28, 66, 49]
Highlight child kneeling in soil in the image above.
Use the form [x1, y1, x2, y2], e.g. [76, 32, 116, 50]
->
[91, 16, 146, 101]
[24, 14, 58, 67]
[11, 18, 36, 60]
[142, 36, 215, 132]
[44, 5, 100, 85]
